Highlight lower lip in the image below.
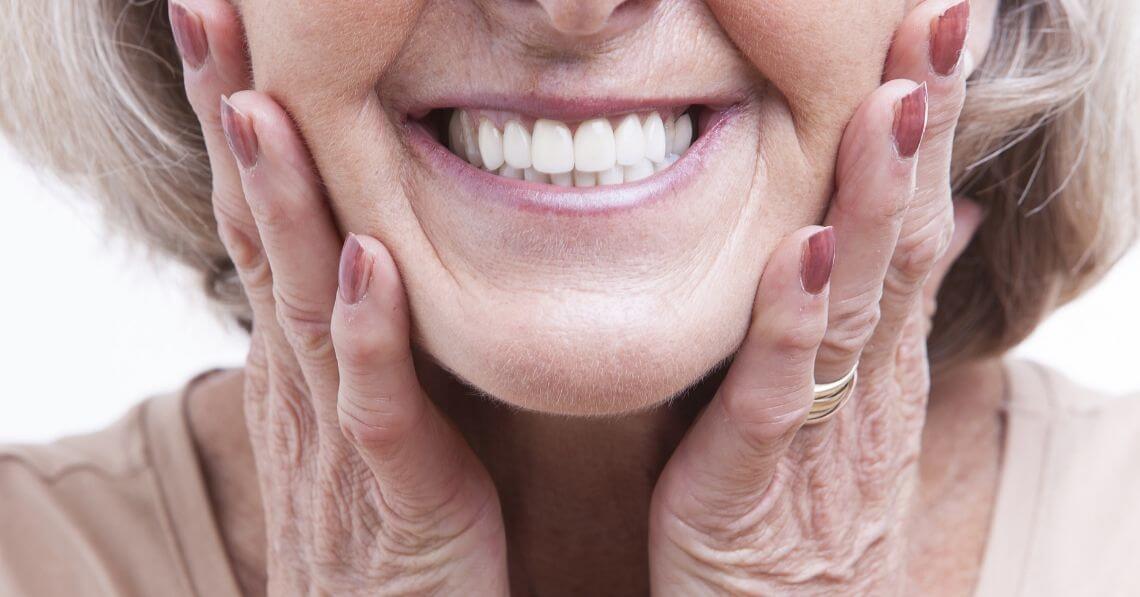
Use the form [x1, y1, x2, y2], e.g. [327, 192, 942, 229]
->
[404, 107, 738, 216]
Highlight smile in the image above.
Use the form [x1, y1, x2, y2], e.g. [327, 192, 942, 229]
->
[407, 101, 733, 213]
[443, 107, 697, 186]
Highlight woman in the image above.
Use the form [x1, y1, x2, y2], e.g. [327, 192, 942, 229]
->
[1, 0, 1138, 594]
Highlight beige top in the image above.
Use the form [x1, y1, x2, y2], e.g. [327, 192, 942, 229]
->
[2, 360, 1138, 596]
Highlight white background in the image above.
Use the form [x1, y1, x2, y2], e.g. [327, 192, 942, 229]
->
[2, 143, 1139, 443]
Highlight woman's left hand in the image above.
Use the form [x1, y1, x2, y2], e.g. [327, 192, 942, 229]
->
[649, 2, 985, 593]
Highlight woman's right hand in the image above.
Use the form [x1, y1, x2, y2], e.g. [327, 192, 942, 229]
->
[169, 2, 509, 594]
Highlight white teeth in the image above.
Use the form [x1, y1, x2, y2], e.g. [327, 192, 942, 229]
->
[448, 109, 694, 186]
[643, 113, 667, 163]
[598, 165, 624, 186]
[531, 119, 575, 174]
[573, 118, 616, 172]
[654, 154, 680, 172]
[614, 114, 646, 166]
[499, 165, 524, 180]
[672, 114, 693, 155]
[449, 111, 466, 157]
[624, 158, 654, 183]
[551, 172, 574, 187]
[524, 167, 550, 183]
[503, 120, 532, 169]
[478, 118, 505, 171]
[574, 171, 597, 188]
[458, 111, 483, 168]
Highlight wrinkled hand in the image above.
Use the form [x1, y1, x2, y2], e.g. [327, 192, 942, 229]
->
[649, 1, 983, 594]
[169, 1, 508, 594]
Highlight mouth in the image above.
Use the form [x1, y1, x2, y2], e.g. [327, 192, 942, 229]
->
[406, 100, 734, 213]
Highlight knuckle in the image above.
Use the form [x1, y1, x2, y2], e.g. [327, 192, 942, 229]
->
[720, 382, 809, 445]
[823, 297, 881, 357]
[892, 224, 951, 287]
[274, 287, 334, 362]
[337, 390, 419, 451]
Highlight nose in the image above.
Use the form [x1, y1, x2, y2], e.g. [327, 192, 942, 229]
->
[533, 0, 655, 37]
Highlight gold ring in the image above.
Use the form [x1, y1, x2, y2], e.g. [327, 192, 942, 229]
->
[803, 364, 858, 425]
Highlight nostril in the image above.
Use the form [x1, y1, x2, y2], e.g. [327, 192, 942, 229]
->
[535, 0, 634, 36]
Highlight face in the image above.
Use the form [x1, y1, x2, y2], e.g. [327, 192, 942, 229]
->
[235, 0, 916, 415]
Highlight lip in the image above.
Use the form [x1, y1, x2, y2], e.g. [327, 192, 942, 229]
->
[401, 94, 743, 122]
[404, 102, 743, 216]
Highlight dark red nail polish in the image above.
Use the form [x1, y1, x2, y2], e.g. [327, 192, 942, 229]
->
[893, 83, 928, 159]
[930, 1, 971, 76]
[338, 234, 373, 305]
[801, 227, 836, 295]
[170, 2, 208, 70]
[220, 96, 259, 170]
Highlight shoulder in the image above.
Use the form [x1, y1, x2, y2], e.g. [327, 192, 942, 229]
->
[0, 379, 216, 596]
[996, 359, 1140, 595]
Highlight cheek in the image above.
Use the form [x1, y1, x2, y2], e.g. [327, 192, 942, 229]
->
[708, 0, 904, 153]
[241, 0, 423, 97]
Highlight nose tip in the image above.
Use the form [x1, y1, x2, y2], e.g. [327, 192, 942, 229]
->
[534, 0, 648, 36]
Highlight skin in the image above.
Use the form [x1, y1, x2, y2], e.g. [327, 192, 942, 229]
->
[171, 0, 1007, 594]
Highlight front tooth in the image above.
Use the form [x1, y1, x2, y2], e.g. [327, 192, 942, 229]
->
[614, 114, 646, 166]
[574, 171, 597, 188]
[643, 113, 667, 163]
[531, 119, 575, 174]
[598, 165, 624, 186]
[624, 158, 654, 183]
[478, 119, 505, 170]
[499, 165, 524, 180]
[459, 111, 483, 167]
[672, 114, 693, 155]
[524, 168, 550, 183]
[449, 111, 466, 157]
[503, 121, 532, 169]
[573, 118, 616, 172]
[551, 172, 574, 187]
[654, 154, 680, 172]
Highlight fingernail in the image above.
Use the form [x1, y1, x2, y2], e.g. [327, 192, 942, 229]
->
[338, 234, 373, 305]
[801, 227, 836, 295]
[893, 83, 928, 159]
[930, 0, 971, 76]
[169, 2, 208, 70]
[220, 95, 259, 170]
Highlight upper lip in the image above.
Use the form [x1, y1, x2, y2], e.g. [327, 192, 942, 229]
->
[402, 93, 746, 122]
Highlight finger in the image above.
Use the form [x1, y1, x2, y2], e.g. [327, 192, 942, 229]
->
[921, 197, 985, 321]
[169, 0, 252, 240]
[653, 226, 833, 520]
[866, 0, 972, 368]
[221, 91, 345, 421]
[331, 234, 498, 526]
[813, 81, 928, 383]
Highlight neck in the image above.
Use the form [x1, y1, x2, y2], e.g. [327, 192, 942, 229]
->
[186, 353, 1005, 597]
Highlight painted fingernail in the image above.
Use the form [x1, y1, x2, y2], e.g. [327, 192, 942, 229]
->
[169, 2, 208, 70]
[801, 227, 836, 295]
[220, 95, 259, 170]
[893, 83, 928, 159]
[931, 0, 971, 76]
[338, 234, 373, 305]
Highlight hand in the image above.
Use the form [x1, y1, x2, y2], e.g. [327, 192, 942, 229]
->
[169, 1, 508, 594]
[649, 1, 984, 593]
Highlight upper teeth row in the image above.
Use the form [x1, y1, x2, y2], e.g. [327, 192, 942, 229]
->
[448, 109, 693, 186]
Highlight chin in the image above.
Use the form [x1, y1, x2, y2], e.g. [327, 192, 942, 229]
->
[414, 290, 751, 416]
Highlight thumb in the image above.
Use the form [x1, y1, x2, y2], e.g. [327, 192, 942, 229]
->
[329, 234, 498, 525]
[654, 226, 832, 520]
